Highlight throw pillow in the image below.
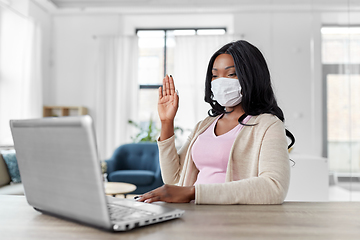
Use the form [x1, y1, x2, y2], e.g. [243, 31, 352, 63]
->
[1, 150, 21, 183]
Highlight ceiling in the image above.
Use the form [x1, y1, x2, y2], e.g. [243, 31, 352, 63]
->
[34, 0, 360, 14]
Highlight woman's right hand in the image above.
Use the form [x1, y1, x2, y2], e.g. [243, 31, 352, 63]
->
[158, 75, 179, 123]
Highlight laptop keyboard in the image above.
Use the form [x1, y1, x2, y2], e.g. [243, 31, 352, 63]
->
[107, 203, 156, 221]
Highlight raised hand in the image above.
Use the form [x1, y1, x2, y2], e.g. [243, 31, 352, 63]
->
[158, 75, 179, 123]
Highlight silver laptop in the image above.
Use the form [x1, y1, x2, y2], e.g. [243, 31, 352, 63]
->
[10, 115, 184, 231]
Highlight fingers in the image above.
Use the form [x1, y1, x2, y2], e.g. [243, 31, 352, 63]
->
[165, 76, 170, 96]
[162, 75, 176, 97]
[144, 195, 161, 204]
[174, 89, 179, 107]
[169, 75, 175, 95]
[158, 86, 163, 100]
[137, 190, 161, 203]
[162, 76, 167, 97]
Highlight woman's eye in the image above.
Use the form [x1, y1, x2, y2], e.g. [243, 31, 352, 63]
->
[211, 75, 218, 79]
[228, 73, 237, 77]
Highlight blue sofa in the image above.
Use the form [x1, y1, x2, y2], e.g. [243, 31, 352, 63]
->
[0, 150, 24, 195]
[105, 142, 163, 194]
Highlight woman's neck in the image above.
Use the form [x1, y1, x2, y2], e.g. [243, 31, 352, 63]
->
[223, 104, 245, 120]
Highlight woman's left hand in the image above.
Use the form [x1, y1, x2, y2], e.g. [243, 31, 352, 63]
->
[136, 184, 195, 203]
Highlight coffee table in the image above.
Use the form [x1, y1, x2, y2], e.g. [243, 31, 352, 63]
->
[104, 182, 137, 198]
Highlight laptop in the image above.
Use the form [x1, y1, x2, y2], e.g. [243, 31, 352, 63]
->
[10, 115, 184, 231]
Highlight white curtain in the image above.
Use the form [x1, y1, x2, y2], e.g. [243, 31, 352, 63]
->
[0, 7, 42, 146]
[21, 20, 43, 119]
[94, 36, 138, 160]
[173, 35, 240, 139]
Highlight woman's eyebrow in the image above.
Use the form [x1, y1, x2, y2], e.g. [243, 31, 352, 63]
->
[212, 66, 235, 71]
[225, 66, 235, 70]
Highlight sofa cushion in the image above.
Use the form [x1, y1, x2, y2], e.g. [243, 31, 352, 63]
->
[1, 150, 21, 183]
[108, 170, 155, 186]
[0, 154, 11, 187]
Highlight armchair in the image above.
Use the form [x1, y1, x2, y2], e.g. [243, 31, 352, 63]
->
[105, 142, 163, 194]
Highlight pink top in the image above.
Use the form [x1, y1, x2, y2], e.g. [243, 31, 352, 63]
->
[192, 115, 251, 185]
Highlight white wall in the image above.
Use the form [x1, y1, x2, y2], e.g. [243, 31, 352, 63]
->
[51, 14, 122, 116]
[122, 13, 234, 35]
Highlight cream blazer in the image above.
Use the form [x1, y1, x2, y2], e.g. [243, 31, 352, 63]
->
[157, 114, 290, 205]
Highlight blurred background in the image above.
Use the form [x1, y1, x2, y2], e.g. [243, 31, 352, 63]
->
[0, 0, 360, 201]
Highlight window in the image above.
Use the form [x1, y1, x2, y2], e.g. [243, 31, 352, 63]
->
[0, 6, 42, 147]
[0, 7, 28, 146]
[322, 26, 360, 201]
[136, 28, 226, 128]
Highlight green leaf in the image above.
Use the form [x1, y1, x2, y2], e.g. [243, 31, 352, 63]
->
[128, 117, 184, 143]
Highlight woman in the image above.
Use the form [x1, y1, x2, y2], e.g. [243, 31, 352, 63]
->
[137, 40, 295, 204]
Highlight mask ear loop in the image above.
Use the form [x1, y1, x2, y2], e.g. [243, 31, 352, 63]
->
[224, 109, 234, 114]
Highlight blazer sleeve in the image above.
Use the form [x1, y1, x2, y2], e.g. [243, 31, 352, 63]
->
[194, 119, 291, 204]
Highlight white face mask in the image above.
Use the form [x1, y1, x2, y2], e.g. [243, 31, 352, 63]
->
[211, 77, 242, 107]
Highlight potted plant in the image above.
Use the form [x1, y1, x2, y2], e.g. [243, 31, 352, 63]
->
[128, 117, 183, 143]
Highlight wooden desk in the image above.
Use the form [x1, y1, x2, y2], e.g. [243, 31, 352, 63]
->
[1, 195, 360, 240]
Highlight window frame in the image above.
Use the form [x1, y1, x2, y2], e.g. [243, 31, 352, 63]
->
[136, 27, 227, 89]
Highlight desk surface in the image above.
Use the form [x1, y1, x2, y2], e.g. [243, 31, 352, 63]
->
[1, 195, 360, 240]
